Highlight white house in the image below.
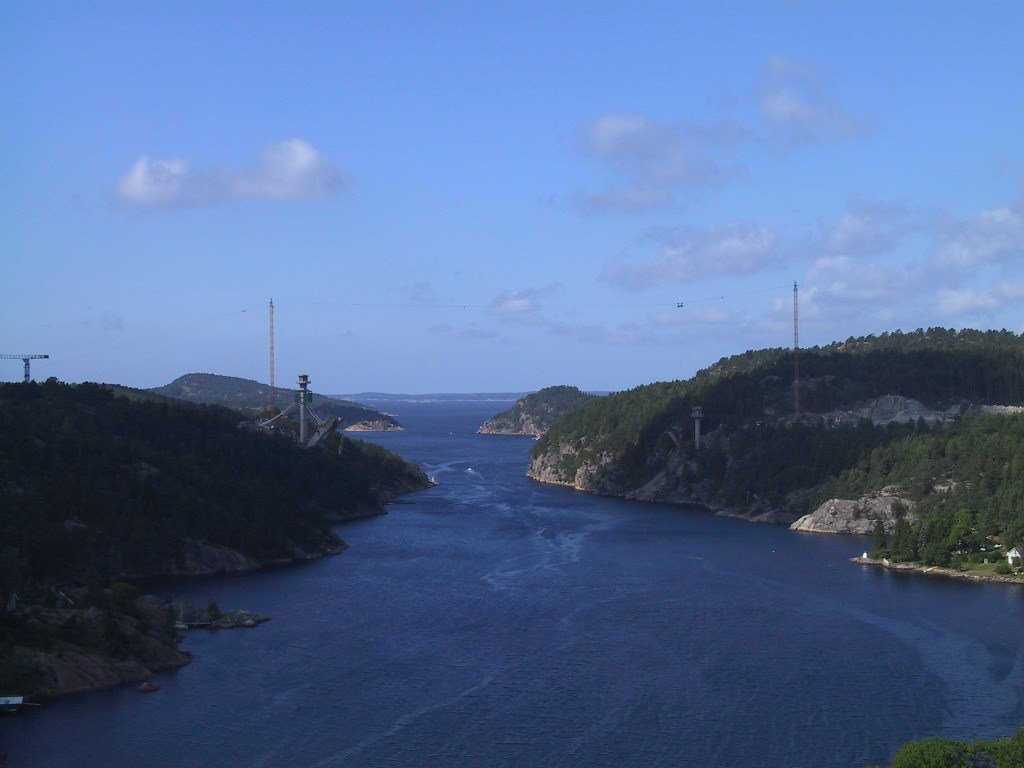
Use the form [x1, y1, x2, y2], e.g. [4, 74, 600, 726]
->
[1008, 547, 1023, 567]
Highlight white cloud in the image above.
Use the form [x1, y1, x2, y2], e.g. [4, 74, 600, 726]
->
[578, 114, 741, 213]
[487, 286, 558, 318]
[814, 203, 918, 258]
[934, 288, 998, 316]
[575, 58, 856, 213]
[601, 223, 782, 289]
[934, 283, 1024, 317]
[933, 197, 1024, 267]
[806, 254, 920, 306]
[760, 56, 854, 147]
[113, 139, 346, 209]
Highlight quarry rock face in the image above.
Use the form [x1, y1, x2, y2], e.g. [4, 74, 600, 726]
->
[831, 395, 961, 427]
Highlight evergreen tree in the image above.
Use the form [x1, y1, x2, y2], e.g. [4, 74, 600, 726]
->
[872, 520, 887, 558]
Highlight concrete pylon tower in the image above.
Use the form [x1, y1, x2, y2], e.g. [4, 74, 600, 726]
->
[692, 406, 704, 449]
[297, 374, 310, 445]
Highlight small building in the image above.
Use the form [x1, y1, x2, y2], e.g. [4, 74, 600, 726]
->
[1008, 547, 1023, 567]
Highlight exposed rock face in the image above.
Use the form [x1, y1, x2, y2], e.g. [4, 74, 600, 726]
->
[479, 386, 597, 437]
[977, 404, 1024, 416]
[163, 538, 261, 576]
[345, 419, 404, 432]
[829, 395, 961, 426]
[5, 593, 276, 700]
[527, 439, 806, 525]
[173, 602, 270, 629]
[211, 610, 268, 629]
[7, 594, 191, 699]
[790, 486, 917, 535]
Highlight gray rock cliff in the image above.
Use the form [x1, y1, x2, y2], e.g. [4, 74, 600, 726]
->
[790, 486, 917, 535]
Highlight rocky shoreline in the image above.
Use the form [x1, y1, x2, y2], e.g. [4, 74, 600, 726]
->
[530, 476, 1024, 589]
[5, 593, 279, 702]
[529, 474, 800, 524]
[852, 556, 1024, 586]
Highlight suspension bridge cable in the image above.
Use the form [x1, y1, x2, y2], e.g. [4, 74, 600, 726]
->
[311, 284, 791, 311]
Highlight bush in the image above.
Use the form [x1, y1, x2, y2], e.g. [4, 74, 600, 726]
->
[206, 599, 222, 621]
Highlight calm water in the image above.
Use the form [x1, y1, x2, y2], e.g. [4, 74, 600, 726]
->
[3, 401, 1023, 767]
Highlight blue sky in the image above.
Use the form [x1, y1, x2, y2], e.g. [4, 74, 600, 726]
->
[2, 1, 1022, 392]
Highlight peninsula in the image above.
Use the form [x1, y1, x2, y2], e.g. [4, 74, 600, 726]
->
[478, 385, 598, 437]
[0, 379, 430, 699]
[151, 372, 404, 431]
[528, 329, 1024, 577]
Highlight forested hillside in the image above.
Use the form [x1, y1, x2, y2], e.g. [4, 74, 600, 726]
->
[478, 385, 598, 436]
[0, 380, 427, 589]
[150, 373, 403, 430]
[529, 329, 1024, 563]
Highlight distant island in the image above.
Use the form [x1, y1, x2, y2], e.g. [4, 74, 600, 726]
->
[0, 379, 430, 699]
[151, 373, 403, 431]
[478, 386, 599, 437]
[334, 391, 526, 404]
[529, 329, 1024, 581]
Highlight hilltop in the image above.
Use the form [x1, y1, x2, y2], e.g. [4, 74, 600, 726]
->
[478, 386, 599, 437]
[529, 329, 1024, 571]
[150, 373, 403, 431]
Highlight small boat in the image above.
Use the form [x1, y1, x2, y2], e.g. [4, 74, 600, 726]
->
[137, 682, 160, 694]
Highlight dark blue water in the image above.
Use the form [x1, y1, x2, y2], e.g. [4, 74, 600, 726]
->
[3, 402, 1023, 767]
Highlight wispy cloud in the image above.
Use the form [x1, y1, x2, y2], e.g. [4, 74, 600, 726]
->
[934, 283, 1024, 318]
[806, 254, 920, 307]
[576, 57, 855, 214]
[810, 203, 921, 258]
[578, 114, 743, 213]
[113, 139, 347, 209]
[932, 195, 1024, 268]
[760, 56, 855, 147]
[601, 222, 782, 289]
[81, 310, 126, 331]
[487, 286, 559, 318]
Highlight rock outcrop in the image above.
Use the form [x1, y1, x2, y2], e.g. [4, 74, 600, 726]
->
[345, 419, 404, 432]
[828, 395, 961, 426]
[479, 386, 598, 437]
[4, 593, 191, 699]
[3, 592, 275, 700]
[790, 486, 916, 535]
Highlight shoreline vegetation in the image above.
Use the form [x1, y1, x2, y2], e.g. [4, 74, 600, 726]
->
[869, 724, 1024, 768]
[852, 556, 1024, 586]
